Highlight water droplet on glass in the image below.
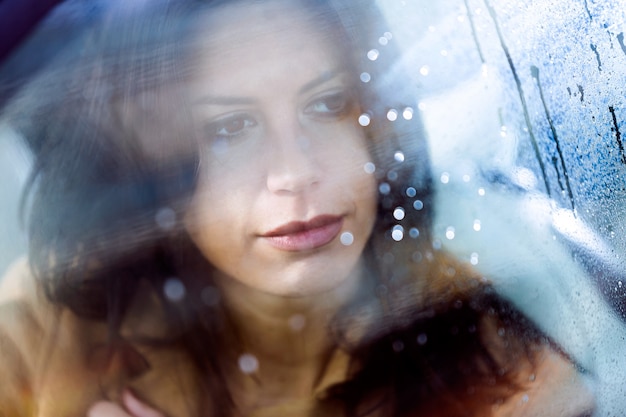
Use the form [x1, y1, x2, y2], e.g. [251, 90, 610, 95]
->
[522, 394, 529, 403]
[360, 72, 371, 83]
[440, 172, 450, 184]
[412, 251, 423, 262]
[470, 252, 479, 265]
[155, 207, 176, 230]
[478, 188, 486, 196]
[386, 109, 398, 121]
[473, 219, 482, 232]
[419, 65, 430, 76]
[288, 314, 306, 332]
[340, 232, 354, 246]
[367, 49, 379, 61]
[392, 226, 404, 241]
[393, 207, 405, 220]
[418, 102, 426, 111]
[413, 200, 424, 210]
[212, 137, 229, 155]
[440, 49, 448, 56]
[384, 31, 393, 40]
[379, 182, 391, 195]
[392, 340, 404, 352]
[201, 286, 220, 306]
[394, 151, 405, 162]
[402, 107, 414, 120]
[445, 226, 455, 240]
[387, 170, 398, 181]
[406, 187, 416, 197]
[462, 174, 471, 182]
[238, 353, 259, 374]
[358, 113, 371, 126]
[363, 162, 376, 174]
[378, 36, 388, 46]
[409, 228, 420, 238]
[164, 278, 185, 302]
[457, 15, 466, 23]
[417, 333, 428, 345]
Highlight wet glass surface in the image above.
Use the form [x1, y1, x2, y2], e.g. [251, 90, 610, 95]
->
[1, 0, 626, 415]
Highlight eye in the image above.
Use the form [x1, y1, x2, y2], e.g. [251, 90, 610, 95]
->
[205, 113, 258, 140]
[304, 91, 352, 118]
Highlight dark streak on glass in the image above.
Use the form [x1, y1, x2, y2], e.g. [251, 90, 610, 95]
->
[551, 156, 565, 192]
[590, 43, 602, 71]
[583, 0, 593, 20]
[609, 106, 626, 164]
[616, 32, 626, 57]
[463, 0, 485, 63]
[483, 0, 551, 197]
[531, 65, 575, 211]
[577, 84, 584, 102]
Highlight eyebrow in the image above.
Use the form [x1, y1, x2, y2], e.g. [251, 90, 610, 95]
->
[194, 70, 345, 106]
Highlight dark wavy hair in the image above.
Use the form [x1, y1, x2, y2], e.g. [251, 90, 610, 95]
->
[4, 0, 542, 415]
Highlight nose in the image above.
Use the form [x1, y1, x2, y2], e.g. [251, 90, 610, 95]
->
[265, 121, 321, 194]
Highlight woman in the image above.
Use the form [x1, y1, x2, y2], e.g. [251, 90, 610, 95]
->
[0, 0, 593, 416]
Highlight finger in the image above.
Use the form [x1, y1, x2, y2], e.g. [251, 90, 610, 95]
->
[122, 389, 165, 417]
[88, 401, 132, 417]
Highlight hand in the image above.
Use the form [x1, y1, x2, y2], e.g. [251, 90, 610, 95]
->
[88, 389, 165, 417]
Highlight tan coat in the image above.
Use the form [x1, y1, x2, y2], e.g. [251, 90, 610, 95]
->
[0, 258, 595, 417]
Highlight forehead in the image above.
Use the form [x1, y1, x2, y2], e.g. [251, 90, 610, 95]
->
[186, 1, 347, 89]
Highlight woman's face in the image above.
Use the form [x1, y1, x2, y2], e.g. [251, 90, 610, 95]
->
[183, 1, 378, 297]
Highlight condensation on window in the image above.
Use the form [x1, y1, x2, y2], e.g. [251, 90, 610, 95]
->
[381, 0, 626, 414]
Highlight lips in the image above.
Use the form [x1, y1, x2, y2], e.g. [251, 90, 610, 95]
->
[261, 215, 344, 251]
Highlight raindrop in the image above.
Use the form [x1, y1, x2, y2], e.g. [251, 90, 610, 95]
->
[378, 36, 388, 46]
[340, 232, 354, 246]
[417, 333, 428, 345]
[419, 65, 430, 76]
[402, 107, 414, 120]
[409, 228, 419, 238]
[440, 172, 450, 184]
[412, 251, 423, 262]
[155, 207, 176, 230]
[386, 109, 398, 121]
[212, 137, 229, 155]
[478, 188, 486, 196]
[445, 226, 455, 240]
[367, 49, 379, 61]
[392, 340, 404, 352]
[440, 49, 448, 56]
[384, 31, 393, 40]
[394, 151, 405, 162]
[413, 200, 424, 210]
[238, 353, 259, 374]
[363, 162, 376, 174]
[418, 102, 427, 111]
[201, 286, 220, 306]
[358, 113, 371, 126]
[288, 314, 306, 332]
[393, 207, 405, 220]
[387, 170, 398, 181]
[462, 174, 471, 182]
[379, 182, 391, 195]
[470, 252, 479, 265]
[473, 219, 482, 232]
[406, 187, 417, 197]
[360, 72, 371, 83]
[164, 278, 185, 302]
[522, 394, 529, 403]
[392, 226, 404, 241]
